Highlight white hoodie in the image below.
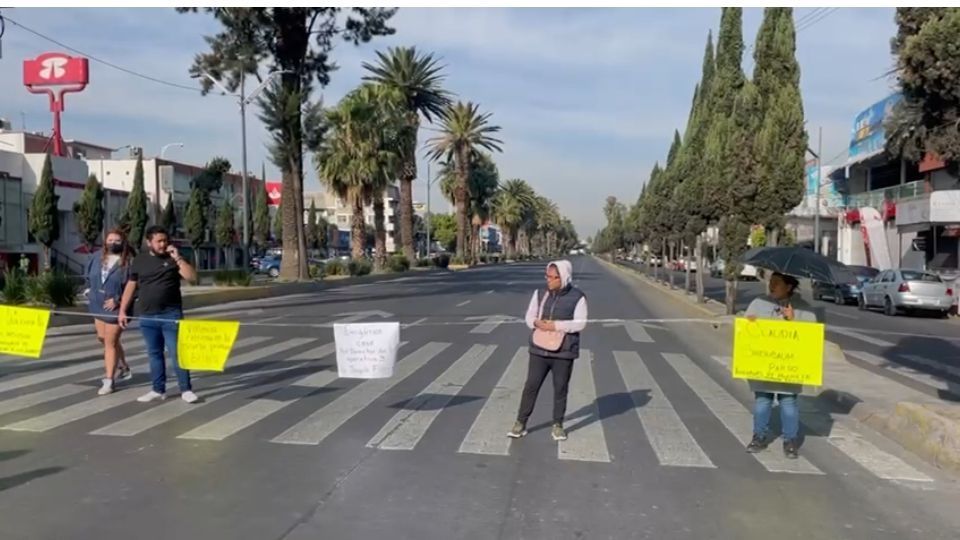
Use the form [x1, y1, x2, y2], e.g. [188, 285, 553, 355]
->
[524, 260, 588, 333]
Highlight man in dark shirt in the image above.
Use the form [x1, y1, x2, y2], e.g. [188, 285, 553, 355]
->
[119, 225, 199, 403]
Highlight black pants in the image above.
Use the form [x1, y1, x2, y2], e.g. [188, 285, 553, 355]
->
[517, 353, 574, 426]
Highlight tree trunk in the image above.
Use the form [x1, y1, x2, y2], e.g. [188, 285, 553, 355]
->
[293, 157, 308, 280]
[279, 170, 300, 280]
[454, 150, 469, 261]
[666, 241, 674, 289]
[373, 197, 387, 271]
[695, 234, 705, 304]
[725, 277, 738, 315]
[399, 176, 415, 262]
[684, 241, 691, 293]
[503, 229, 514, 260]
[350, 192, 365, 261]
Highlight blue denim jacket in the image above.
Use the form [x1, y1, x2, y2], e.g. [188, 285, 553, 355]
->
[85, 253, 130, 318]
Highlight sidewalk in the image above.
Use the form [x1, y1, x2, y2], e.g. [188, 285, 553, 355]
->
[600, 257, 960, 475]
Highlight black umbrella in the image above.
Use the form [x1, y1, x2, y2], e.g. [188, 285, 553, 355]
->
[742, 246, 857, 284]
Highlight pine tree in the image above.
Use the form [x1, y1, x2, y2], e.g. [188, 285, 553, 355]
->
[215, 198, 235, 269]
[184, 186, 207, 267]
[74, 173, 105, 252]
[122, 154, 149, 249]
[28, 153, 60, 270]
[253, 181, 270, 250]
[161, 193, 177, 233]
[305, 199, 319, 250]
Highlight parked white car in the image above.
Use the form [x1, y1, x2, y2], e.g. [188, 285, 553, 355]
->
[859, 269, 954, 317]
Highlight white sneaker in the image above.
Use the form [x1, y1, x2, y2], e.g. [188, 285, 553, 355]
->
[97, 379, 114, 396]
[116, 367, 133, 382]
[181, 391, 200, 404]
[137, 390, 166, 403]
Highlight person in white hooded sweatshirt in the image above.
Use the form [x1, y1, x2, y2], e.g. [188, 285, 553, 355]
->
[508, 260, 588, 441]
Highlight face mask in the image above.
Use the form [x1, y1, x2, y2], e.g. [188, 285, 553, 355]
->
[108, 243, 123, 255]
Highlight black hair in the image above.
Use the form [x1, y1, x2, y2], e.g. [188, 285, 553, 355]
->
[145, 225, 169, 240]
[771, 272, 799, 292]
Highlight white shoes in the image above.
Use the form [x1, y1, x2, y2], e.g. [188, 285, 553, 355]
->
[137, 390, 166, 403]
[181, 391, 200, 404]
[98, 379, 114, 396]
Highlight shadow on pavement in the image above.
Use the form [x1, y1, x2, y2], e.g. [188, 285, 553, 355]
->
[885, 335, 960, 402]
[0, 467, 66, 492]
[387, 394, 482, 411]
[0, 449, 30, 462]
[529, 389, 652, 435]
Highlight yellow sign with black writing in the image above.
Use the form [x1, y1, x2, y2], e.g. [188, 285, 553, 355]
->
[0, 305, 51, 358]
[732, 317, 825, 386]
[177, 319, 240, 372]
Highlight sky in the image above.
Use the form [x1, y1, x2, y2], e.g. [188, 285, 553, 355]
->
[0, 7, 899, 238]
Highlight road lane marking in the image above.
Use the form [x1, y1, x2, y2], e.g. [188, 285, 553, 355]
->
[0, 384, 90, 416]
[846, 350, 959, 392]
[624, 321, 654, 343]
[558, 350, 611, 463]
[614, 351, 715, 468]
[0, 347, 146, 395]
[0, 337, 286, 433]
[830, 327, 894, 347]
[662, 352, 824, 475]
[456, 300, 471, 307]
[459, 347, 528, 456]
[825, 309, 859, 321]
[271, 342, 450, 446]
[368, 344, 496, 450]
[825, 424, 932, 482]
[486, 290, 495, 294]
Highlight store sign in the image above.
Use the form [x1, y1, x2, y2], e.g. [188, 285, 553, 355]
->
[23, 53, 89, 87]
[930, 191, 960, 222]
[266, 182, 282, 206]
[849, 94, 901, 159]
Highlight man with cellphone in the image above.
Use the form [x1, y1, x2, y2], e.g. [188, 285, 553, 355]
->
[119, 225, 200, 403]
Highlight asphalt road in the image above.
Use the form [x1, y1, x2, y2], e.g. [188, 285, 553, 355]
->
[1, 258, 958, 539]
[624, 263, 960, 400]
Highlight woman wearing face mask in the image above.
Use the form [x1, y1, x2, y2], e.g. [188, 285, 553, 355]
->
[85, 229, 134, 395]
[743, 272, 819, 459]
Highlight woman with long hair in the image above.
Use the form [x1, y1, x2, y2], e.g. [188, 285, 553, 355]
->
[85, 228, 134, 395]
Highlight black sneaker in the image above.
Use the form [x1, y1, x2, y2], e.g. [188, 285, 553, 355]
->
[746, 434, 768, 453]
[783, 439, 799, 460]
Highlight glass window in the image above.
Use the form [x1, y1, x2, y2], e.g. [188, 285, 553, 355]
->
[901, 270, 941, 282]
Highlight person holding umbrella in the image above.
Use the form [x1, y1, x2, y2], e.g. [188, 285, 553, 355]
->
[743, 271, 819, 459]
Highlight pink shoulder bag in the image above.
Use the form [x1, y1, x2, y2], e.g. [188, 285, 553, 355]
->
[532, 291, 565, 352]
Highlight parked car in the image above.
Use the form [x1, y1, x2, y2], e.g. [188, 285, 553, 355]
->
[710, 259, 725, 278]
[813, 265, 879, 305]
[859, 269, 954, 317]
[257, 255, 282, 278]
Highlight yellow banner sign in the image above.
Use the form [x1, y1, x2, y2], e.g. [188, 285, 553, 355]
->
[732, 317, 825, 386]
[0, 305, 52, 358]
[177, 319, 240, 372]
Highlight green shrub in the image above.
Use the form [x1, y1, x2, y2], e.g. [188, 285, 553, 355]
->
[325, 259, 349, 276]
[415, 258, 431, 268]
[2, 269, 27, 305]
[24, 271, 77, 307]
[233, 271, 253, 287]
[349, 259, 372, 277]
[25, 273, 48, 305]
[308, 264, 325, 279]
[434, 253, 451, 269]
[387, 254, 410, 273]
[450, 256, 468, 267]
[213, 270, 253, 287]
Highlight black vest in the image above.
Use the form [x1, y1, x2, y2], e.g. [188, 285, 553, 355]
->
[529, 285, 585, 360]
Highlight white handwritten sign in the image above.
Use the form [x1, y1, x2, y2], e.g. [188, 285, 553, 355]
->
[333, 322, 401, 379]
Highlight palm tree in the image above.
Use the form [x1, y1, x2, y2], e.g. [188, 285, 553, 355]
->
[492, 178, 535, 260]
[363, 46, 452, 263]
[318, 84, 402, 264]
[439, 153, 499, 263]
[427, 101, 503, 260]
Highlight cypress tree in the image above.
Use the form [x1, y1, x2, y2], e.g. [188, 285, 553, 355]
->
[122, 154, 149, 249]
[28, 153, 60, 270]
[161, 193, 177, 232]
[253, 181, 270, 250]
[74, 173, 105, 252]
[184, 186, 207, 267]
[305, 199, 319, 250]
[215, 198, 235, 269]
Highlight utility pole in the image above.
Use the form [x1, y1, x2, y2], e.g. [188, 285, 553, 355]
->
[425, 160, 432, 258]
[814, 126, 822, 255]
[240, 76, 249, 271]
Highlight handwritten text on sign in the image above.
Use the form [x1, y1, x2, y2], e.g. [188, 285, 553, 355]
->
[732, 318, 825, 386]
[334, 323, 400, 379]
[0, 305, 51, 359]
[177, 319, 240, 372]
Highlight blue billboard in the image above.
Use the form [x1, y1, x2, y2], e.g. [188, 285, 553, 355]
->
[849, 94, 901, 159]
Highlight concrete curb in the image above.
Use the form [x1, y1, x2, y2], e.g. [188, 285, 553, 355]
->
[818, 389, 960, 474]
[46, 268, 449, 327]
[597, 256, 960, 474]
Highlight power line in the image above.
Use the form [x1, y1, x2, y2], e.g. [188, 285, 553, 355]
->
[5, 15, 213, 95]
[797, 7, 839, 33]
[794, 7, 829, 27]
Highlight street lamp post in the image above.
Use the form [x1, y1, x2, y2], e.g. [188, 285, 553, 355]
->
[425, 161, 439, 258]
[806, 127, 823, 255]
[194, 69, 289, 271]
[160, 142, 183, 159]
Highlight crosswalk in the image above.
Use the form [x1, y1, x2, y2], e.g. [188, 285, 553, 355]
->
[0, 328, 938, 485]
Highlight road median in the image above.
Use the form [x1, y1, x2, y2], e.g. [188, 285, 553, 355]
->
[600, 256, 960, 475]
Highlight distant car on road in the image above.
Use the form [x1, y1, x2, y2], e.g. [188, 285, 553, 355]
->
[257, 255, 282, 278]
[813, 265, 879, 305]
[859, 269, 954, 317]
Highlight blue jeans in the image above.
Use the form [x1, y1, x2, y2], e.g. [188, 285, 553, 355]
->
[139, 308, 191, 394]
[753, 392, 799, 442]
